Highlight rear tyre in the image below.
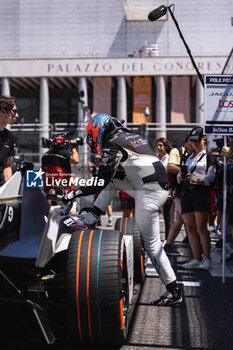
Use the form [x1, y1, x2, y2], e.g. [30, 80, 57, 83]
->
[115, 217, 145, 284]
[66, 229, 128, 347]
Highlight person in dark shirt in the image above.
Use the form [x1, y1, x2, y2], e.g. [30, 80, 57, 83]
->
[42, 136, 80, 193]
[0, 96, 18, 185]
[7, 96, 19, 126]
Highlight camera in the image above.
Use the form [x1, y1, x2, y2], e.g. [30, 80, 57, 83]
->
[214, 138, 224, 154]
[179, 164, 190, 196]
[42, 133, 83, 149]
[180, 165, 188, 177]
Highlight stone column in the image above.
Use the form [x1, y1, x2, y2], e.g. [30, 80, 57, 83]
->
[39, 77, 49, 162]
[1, 78, 10, 96]
[78, 77, 88, 173]
[78, 77, 88, 123]
[155, 76, 166, 139]
[196, 77, 204, 126]
[117, 76, 127, 123]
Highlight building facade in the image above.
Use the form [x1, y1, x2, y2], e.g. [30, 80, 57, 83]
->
[0, 0, 232, 160]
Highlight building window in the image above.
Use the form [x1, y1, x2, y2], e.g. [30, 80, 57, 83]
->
[50, 89, 78, 124]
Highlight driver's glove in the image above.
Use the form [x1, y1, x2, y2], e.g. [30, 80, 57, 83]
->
[80, 206, 105, 226]
[80, 211, 100, 225]
[62, 189, 83, 205]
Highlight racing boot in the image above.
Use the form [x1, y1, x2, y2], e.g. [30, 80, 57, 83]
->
[150, 280, 183, 306]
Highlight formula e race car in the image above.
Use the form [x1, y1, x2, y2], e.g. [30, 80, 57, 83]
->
[0, 158, 145, 348]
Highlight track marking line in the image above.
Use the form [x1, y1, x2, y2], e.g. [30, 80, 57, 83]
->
[177, 280, 201, 287]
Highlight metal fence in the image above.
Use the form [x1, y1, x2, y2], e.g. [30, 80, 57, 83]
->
[11, 122, 201, 175]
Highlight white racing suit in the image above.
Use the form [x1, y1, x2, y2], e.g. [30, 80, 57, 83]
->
[80, 130, 176, 285]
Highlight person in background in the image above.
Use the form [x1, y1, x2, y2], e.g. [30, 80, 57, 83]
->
[179, 127, 216, 270]
[156, 137, 173, 240]
[219, 137, 233, 264]
[8, 96, 19, 125]
[42, 134, 80, 210]
[0, 96, 19, 185]
[163, 134, 193, 256]
[88, 154, 113, 226]
[210, 148, 223, 236]
[119, 190, 135, 217]
[222, 136, 233, 159]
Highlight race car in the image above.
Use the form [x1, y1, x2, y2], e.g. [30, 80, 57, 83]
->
[0, 158, 145, 347]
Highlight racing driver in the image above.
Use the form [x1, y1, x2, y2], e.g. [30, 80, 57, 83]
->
[64, 113, 183, 306]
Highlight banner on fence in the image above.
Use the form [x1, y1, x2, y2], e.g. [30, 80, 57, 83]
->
[133, 77, 152, 124]
[171, 76, 190, 124]
[93, 77, 112, 115]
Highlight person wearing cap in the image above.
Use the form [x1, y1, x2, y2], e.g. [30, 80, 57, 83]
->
[163, 135, 193, 256]
[178, 126, 216, 270]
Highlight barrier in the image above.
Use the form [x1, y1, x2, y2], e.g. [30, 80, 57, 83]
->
[11, 122, 201, 173]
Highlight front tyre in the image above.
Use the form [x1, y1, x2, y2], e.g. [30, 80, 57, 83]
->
[66, 229, 128, 347]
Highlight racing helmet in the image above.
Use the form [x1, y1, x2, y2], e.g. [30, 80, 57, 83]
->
[86, 113, 111, 154]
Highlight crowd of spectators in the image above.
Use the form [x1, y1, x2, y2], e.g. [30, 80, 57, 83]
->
[158, 127, 233, 268]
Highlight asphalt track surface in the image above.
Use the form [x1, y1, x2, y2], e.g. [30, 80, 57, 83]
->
[2, 216, 233, 350]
